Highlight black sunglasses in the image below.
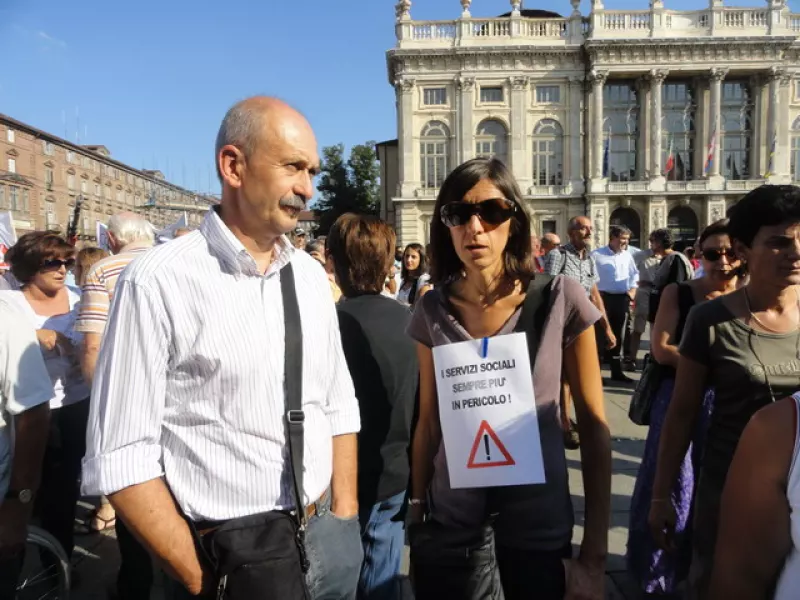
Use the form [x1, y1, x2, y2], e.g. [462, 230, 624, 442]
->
[701, 248, 735, 262]
[41, 258, 76, 271]
[440, 199, 517, 228]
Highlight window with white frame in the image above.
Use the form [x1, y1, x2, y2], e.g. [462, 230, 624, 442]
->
[9, 186, 18, 211]
[94, 183, 101, 196]
[7, 158, 15, 173]
[475, 119, 508, 164]
[479, 87, 504, 103]
[603, 82, 640, 182]
[45, 167, 54, 188]
[423, 88, 448, 106]
[721, 81, 752, 180]
[791, 117, 800, 182]
[67, 174, 76, 190]
[532, 119, 564, 186]
[82, 215, 90, 233]
[81, 180, 88, 194]
[6, 129, 14, 143]
[21, 189, 28, 212]
[43, 141, 54, 155]
[66, 151, 74, 164]
[419, 121, 450, 189]
[45, 200, 55, 227]
[116, 190, 123, 203]
[535, 86, 561, 104]
[82, 155, 89, 168]
[0, 186, 5, 209]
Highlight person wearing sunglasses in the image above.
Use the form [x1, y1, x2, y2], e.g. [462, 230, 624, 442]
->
[407, 157, 610, 599]
[1, 231, 89, 567]
[627, 219, 740, 598]
[651, 185, 800, 599]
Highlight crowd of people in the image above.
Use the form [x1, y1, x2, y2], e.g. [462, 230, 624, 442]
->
[0, 94, 800, 600]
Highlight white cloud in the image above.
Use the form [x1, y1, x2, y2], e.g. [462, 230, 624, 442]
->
[36, 30, 67, 48]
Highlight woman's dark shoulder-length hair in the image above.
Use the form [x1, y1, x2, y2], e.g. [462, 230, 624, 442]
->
[429, 157, 534, 286]
[6, 230, 74, 284]
[401, 243, 427, 282]
[727, 184, 800, 247]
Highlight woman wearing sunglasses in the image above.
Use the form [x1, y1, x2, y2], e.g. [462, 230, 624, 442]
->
[628, 219, 740, 598]
[650, 185, 800, 599]
[407, 158, 610, 599]
[2, 231, 90, 564]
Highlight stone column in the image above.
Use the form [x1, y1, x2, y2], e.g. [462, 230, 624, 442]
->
[395, 77, 417, 197]
[568, 76, 585, 190]
[591, 70, 608, 180]
[708, 67, 727, 181]
[458, 77, 475, 164]
[509, 76, 530, 186]
[650, 69, 668, 185]
[766, 67, 783, 179]
[636, 76, 650, 181]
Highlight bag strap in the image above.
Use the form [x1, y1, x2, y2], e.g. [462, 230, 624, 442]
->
[281, 262, 306, 528]
[514, 274, 554, 365]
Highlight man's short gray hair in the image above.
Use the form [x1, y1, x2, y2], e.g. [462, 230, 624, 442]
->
[214, 101, 265, 182]
[108, 213, 155, 246]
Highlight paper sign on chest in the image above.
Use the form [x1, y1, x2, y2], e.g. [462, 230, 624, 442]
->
[433, 331, 545, 489]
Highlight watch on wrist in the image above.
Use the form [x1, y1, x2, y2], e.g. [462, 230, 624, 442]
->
[4, 489, 34, 504]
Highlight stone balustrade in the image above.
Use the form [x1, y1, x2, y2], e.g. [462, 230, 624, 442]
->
[396, 7, 800, 45]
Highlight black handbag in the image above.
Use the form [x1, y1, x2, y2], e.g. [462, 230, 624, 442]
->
[409, 274, 554, 600]
[191, 262, 311, 600]
[627, 352, 663, 426]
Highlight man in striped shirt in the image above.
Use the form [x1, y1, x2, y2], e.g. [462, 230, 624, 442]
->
[74, 212, 154, 600]
[82, 97, 362, 598]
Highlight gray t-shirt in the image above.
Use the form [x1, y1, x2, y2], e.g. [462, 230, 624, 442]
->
[407, 275, 600, 550]
[680, 294, 800, 488]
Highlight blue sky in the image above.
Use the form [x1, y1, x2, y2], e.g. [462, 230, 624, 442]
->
[0, 0, 784, 196]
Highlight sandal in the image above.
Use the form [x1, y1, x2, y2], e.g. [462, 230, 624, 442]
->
[75, 507, 117, 534]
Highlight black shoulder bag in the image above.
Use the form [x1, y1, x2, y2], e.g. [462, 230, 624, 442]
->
[190, 262, 311, 599]
[408, 274, 553, 600]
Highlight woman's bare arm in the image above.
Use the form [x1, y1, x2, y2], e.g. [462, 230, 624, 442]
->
[409, 343, 441, 519]
[651, 283, 681, 368]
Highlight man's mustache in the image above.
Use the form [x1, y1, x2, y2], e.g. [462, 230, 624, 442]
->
[279, 195, 307, 210]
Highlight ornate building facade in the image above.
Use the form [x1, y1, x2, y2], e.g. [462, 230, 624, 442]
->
[0, 114, 214, 241]
[384, 0, 800, 247]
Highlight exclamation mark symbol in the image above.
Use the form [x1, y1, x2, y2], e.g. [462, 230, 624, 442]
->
[484, 434, 491, 461]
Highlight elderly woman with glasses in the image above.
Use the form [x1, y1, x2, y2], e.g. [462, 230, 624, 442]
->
[2, 231, 89, 563]
[407, 158, 611, 600]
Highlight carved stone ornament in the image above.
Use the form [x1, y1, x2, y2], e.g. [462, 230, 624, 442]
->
[649, 69, 669, 85]
[510, 0, 521, 13]
[457, 77, 475, 92]
[460, 0, 471, 16]
[709, 67, 729, 82]
[394, 78, 415, 94]
[395, 0, 411, 21]
[509, 76, 529, 91]
[711, 204, 723, 222]
[570, 0, 581, 15]
[589, 70, 608, 85]
[654, 207, 664, 229]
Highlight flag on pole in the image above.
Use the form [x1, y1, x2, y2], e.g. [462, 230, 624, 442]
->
[764, 133, 776, 178]
[703, 126, 717, 177]
[0, 211, 17, 269]
[664, 134, 675, 177]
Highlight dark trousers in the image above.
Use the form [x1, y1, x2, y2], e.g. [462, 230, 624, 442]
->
[0, 554, 23, 597]
[599, 292, 630, 375]
[116, 518, 154, 600]
[34, 399, 90, 560]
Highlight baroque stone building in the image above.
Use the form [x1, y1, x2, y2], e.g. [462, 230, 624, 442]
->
[383, 0, 800, 247]
[0, 114, 214, 241]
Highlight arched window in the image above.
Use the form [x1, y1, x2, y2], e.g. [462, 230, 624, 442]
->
[420, 121, 450, 189]
[792, 117, 800, 183]
[721, 81, 752, 180]
[532, 119, 563, 186]
[475, 119, 508, 165]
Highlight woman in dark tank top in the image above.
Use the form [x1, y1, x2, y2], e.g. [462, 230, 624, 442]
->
[406, 158, 611, 600]
[627, 219, 741, 598]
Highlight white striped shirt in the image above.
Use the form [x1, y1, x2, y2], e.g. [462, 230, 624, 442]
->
[81, 208, 361, 520]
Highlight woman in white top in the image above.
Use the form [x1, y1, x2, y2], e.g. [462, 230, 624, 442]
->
[396, 243, 432, 308]
[709, 391, 800, 599]
[3, 232, 89, 561]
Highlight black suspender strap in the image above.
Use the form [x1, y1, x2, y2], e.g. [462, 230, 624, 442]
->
[280, 262, 306, 529]
[514, 274, 555, 365]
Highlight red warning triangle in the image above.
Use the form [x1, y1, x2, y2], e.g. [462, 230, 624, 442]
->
[467, 420, 515, 469]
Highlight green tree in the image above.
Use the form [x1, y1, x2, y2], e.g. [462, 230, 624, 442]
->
[314, 141, 380, 234]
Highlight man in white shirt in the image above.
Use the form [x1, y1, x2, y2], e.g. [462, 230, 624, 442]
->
[0, 299, 52, 596]
[592, 225, 639, 383]
[82, 97, 362, 598]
